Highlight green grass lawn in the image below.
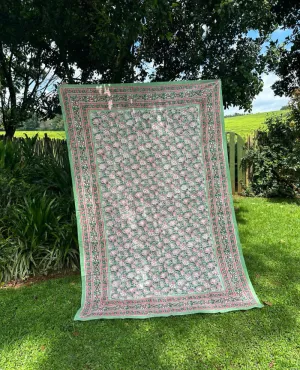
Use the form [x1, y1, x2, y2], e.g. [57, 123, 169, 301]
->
[224, 110, 289, 138]
[13, 131, 66, 140]
[0, 197, 299, 370]
[5, 109, 290, 140]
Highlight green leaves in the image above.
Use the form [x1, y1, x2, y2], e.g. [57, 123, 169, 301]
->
[266, 1, 300, 96]
[242, 100, 300, 197]
[0, 136, 78, 283]
[1, 0, 281, 126]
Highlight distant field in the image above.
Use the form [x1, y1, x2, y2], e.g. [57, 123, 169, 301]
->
[8, 110, 289, 140]
[224, 110, 289, 137]
[14, 131, 66, 140]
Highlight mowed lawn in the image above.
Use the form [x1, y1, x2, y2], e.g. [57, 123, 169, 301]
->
[7, 109, 289, 140]
[0, 197, 299, 370]
[225, 110, 288, 138]
[14, 131, 66, 140]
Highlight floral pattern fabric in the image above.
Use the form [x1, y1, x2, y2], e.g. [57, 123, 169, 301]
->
[59, 80, 262, 320]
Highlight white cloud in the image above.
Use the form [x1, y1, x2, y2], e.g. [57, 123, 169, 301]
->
[224, 73, 289, 115]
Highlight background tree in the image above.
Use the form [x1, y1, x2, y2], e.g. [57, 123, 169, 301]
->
[139, 0, 275, 110]
[0, 0, 62, 138]
[48, 115, 64, 131]
[0, 0, 279, 137]
[42, 0, 276, 110]
[21, 114, 40, 131]
[267, 0, 300, 96]
[0, 43, 60, 138]
[0, 0, 154, 137]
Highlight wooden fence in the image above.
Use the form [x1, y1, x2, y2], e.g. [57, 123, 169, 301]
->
[226, 131, 248, 194]
[2, 131, 249, 195]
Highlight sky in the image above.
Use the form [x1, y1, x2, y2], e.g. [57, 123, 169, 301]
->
[224, 28, 292, 115]
[141, 28, 292, 115]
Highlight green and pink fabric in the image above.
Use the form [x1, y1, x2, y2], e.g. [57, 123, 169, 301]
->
[59, 80, 262, 320]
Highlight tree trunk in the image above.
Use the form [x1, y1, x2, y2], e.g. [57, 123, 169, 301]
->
[5, 125, 16, 140]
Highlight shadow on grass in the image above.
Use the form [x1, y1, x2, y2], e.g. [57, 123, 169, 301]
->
[265, 197, 300, 206]
[1, 242, 299, 370]
[233, 203, 249, 226]
[1, 198, 299, 369]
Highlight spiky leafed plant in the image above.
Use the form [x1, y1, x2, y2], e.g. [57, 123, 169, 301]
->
[0, 136, 79, 282]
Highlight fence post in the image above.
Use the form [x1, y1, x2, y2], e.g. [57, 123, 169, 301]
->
[245, 135, 251, 187]
[237, 135, 244, 193]
[226, 132, 248, 195]
[229, 132, 236, 194]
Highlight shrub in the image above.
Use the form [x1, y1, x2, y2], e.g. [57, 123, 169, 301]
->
[0, 136, 79, 282]
[0, 194, 79, 282]
[242, 91, 300, 197]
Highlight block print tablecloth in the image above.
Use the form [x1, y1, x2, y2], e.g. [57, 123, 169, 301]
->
[59, 80, 262, 320]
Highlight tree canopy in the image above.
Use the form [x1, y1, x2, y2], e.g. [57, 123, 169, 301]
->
[267, 0, 300, 97]
[0, 0, 295, 137]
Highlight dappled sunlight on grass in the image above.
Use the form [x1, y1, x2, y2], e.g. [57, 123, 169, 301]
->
[0, 197, 299, 369]
[0, 335, 51, 370]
